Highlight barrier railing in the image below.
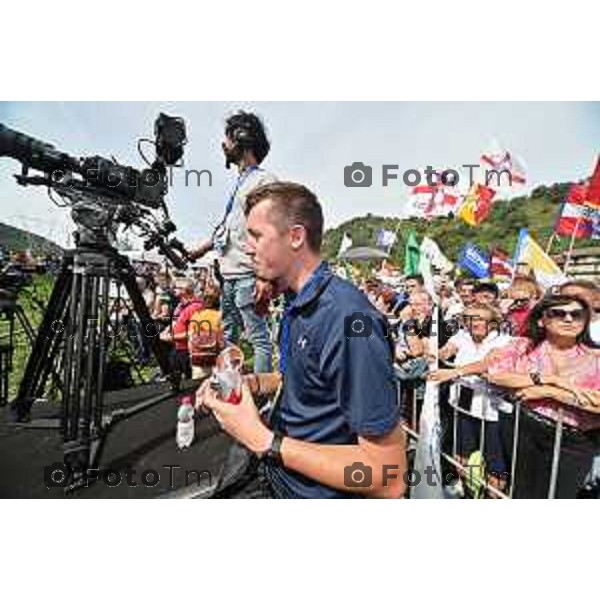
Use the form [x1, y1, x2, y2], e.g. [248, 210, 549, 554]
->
[397, 373, 569, 499]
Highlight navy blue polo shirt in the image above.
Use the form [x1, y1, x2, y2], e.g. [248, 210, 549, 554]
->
[265, 262, 401, 498]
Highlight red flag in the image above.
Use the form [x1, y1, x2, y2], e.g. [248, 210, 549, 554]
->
[490, 248, 513, 279]
[555, 183, 596, 239]
[411, 168, 460, 218]
[586, 156, 600, 209]
[481, 149, 527, 187]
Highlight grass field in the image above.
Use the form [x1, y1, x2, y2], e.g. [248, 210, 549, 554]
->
[0, 273, 276, 403]
[0, 274, 55, 399]
[0, 274, 163, 402]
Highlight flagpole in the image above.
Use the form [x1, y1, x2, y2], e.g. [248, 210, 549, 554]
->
[388, 220, 402, 254]
[563, 216, 581, 275]
[545, 231, 556, 255]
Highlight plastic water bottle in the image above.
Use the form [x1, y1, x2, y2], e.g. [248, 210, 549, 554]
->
[176, 396, 195, 449]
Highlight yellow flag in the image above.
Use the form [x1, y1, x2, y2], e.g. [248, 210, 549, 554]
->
[514, 228, 567, 289]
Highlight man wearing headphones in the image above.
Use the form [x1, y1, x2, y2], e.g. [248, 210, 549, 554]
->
[190, 111, 274, 373]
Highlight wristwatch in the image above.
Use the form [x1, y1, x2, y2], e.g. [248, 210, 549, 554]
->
[265, 431, 285, 465]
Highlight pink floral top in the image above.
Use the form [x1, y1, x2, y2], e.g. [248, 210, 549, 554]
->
[486, 338, 600, 430]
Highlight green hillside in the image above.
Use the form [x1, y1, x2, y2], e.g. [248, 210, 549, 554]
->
[323, 182, 597, 269]
[0, 222, 62, 255]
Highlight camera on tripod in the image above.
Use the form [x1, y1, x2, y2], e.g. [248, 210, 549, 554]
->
[0, 114, 194, 489]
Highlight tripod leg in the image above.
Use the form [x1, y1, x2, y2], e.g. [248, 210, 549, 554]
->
[0, 345, 9, 406]
[81, 274, 98, 444]
[14, 306, 36, 346]
[7, 309, 15, 371]
[13, 304, 65, 399]
[119, 258, 180, 389]
[95, 275, 110, 431]
[14, 259, 73, 419]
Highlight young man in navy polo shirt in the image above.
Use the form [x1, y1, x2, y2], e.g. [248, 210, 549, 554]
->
[198, 182, 406, 498]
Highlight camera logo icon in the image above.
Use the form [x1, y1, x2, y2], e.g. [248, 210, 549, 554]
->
[344, 462, 373, 488]
[44, 462, 70, 488]
[344, 162, 372, 187]
[344, 312, 373, 338]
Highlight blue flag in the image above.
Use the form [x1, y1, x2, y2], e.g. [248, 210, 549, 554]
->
[458, 243, 490, 279]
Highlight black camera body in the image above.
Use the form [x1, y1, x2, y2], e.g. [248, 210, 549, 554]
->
[0, 112, 187, 211]
[0, 114, 190, 268]
[155, 113, 187, 166]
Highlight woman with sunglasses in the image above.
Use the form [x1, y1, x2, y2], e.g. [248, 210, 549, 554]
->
[428, 304, 513, 492]
[485, 294, 600, 498]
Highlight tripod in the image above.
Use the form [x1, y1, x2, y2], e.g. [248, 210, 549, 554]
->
[12, 241, 182, 489]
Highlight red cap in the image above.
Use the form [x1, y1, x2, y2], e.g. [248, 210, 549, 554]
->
[180, 395, 193, 405]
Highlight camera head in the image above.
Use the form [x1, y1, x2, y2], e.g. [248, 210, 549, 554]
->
[0, 115, 191, 269]
[0, 112, 187, 210]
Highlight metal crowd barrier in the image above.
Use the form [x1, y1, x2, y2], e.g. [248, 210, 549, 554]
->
[396, 372, 567, 499]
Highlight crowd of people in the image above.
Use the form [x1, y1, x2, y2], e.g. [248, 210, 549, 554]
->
[81, 109, 600, 499]
[109, 112, 600, 498]
[349, 268, 600, 498]
[2, 109, 598, 500]
[124, 219, 600, 499]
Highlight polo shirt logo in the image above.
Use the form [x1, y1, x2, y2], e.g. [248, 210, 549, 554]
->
[297, 336, 308, 350]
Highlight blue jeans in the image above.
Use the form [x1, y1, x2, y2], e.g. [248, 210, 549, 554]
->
[221, 276, 272, 373]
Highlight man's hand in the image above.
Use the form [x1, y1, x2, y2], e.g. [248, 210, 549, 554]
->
[189, 240, 214, 262]
[201, 382, 274, 456]
[428, 369, 457, 384]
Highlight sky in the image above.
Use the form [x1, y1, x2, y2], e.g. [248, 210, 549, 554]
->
[0, 101, 599, 248]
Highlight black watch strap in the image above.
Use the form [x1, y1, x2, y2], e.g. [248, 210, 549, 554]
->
[266, 431, 285, 465]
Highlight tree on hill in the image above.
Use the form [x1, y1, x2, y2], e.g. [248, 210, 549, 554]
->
[323, 182, 593, 270]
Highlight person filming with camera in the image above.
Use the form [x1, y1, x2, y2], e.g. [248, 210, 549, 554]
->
[196, 182, 407, 499]
[189, 111, 274, 373]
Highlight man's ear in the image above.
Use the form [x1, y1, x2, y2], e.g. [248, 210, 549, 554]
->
[290, 225, 305, 250]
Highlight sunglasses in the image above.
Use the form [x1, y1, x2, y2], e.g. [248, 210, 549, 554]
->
[544, 308, 586, 321]
[512, 298, 530, 307]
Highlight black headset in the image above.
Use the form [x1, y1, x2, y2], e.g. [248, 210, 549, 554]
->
[231, 123, 256, 151]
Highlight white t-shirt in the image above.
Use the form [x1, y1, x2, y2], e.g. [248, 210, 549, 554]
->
[219, 167, 276, 279]
[447, 329, 513, 421]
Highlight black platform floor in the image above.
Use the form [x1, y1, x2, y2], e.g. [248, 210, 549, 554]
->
[0, 381, 233, 498]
